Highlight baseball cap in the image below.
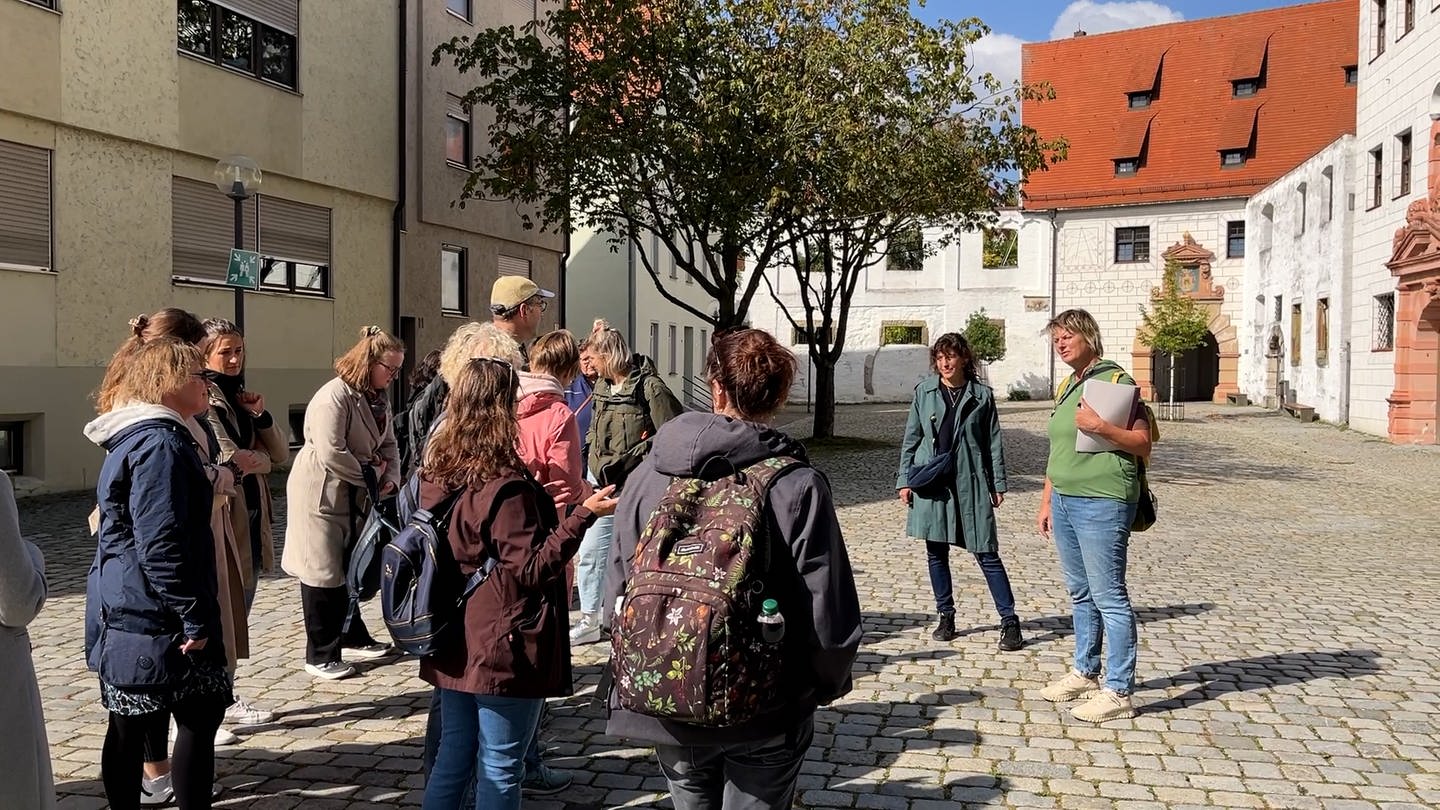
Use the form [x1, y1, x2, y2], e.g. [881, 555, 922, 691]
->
[491, 276, 556, 312]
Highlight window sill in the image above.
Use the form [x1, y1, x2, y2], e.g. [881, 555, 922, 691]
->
[445, 9, 474, 25]
[447, 160, 472, 171]
[178, 51, 302, 97]
[1394, 191, 1414, 201]
[441, 310, 469, 319]
[1372, 347, 1394, 353]
[171, 277, 332, 300]
[1366, 203, 1382, 212]
[16, 0, 60, 16]
[0, 263, 56, 276]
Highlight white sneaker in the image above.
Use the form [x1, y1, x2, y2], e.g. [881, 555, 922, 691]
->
[570, 613, 602, 645]
[341, 642, 393, 660]
[225, 697, 275, 727]
[214, 726, 241, 746]
[305, 661, 357, 680]
[1039, 669, 1100, 703]
[140, 772, 173, 806]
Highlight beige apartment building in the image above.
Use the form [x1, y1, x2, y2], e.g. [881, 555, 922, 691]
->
[0, 0, 398, 492]
[398, 0, 564, 365]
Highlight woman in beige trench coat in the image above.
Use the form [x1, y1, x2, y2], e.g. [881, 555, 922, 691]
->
[283, 326, 404, 681]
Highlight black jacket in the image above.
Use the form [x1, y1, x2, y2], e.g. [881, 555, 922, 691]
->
[604, 411, 863, 746]
[399, 376, 449, 477]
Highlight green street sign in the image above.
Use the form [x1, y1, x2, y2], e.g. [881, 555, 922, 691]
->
[226, 249, 261, 289]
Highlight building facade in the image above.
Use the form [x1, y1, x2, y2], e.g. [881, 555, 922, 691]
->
[743, 210, 1056, 405]
[0, 0, 398, 492]
[1240, 137, 1357, 422]
[1022, 0, 1358, 403]
[1353, 0, 1440, 442]
[397, 0, 564, 374]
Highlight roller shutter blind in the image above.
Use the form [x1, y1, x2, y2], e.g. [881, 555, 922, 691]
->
[214, 0, 298, 34]
[172, 177, 257, 283]
[498, 255, 530, 277]
[256, 195, 330, 264]
[0, 140, 52, 270]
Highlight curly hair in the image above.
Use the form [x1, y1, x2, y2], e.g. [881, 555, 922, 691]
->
[439, 322, 522, 386]
[706, 328, 796, 419]
[929, 332, 979, 383]
[422, 358, 524, 490]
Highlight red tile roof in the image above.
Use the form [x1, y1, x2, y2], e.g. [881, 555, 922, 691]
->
[1020, 0, 1357, 210]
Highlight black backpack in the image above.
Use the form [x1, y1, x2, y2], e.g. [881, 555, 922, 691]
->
[345, 466, 400, 607]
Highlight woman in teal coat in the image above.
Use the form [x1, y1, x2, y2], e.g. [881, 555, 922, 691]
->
[896, 333, 1023, 650]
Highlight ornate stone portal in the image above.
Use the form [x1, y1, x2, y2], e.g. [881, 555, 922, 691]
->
[1385, 120, 1440, 444]
[1130, 233, 1240, 403]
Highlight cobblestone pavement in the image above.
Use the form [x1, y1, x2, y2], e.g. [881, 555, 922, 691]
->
[21, 402, 1440, 809]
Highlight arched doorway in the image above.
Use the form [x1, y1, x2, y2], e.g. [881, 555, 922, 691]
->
[1151, 332, 1220, 402]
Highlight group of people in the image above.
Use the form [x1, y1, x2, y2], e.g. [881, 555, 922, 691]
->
[0, 288, 1154, 809]
[897, 308, 1151, 724]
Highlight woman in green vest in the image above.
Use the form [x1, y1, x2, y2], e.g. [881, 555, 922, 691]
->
[1036, 308, 1152, 724]
[896, 333, 1023, 651]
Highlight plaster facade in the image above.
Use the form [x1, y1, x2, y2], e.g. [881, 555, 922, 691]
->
[1353, 0, 1440, 440]
[1050, 200, 1248, 402]
[744, 211, 1055, 405]
[1240, 137, 1357, 423]
[0, 0, 398, 491]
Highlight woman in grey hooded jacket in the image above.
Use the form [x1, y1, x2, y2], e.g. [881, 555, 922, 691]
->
[0, 470, 55, 810]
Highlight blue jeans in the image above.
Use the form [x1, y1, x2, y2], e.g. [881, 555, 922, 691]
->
[422, 690, 542, 810]
[575, 473, 614, 615]
[1050, 493, 1138, 695]
[925, 543, 1016, 620]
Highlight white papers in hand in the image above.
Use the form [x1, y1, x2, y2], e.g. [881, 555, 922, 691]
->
[1076, 378, 1138, 453]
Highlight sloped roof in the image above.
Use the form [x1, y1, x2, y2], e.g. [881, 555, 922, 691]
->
[1021, 0, 1357, 210]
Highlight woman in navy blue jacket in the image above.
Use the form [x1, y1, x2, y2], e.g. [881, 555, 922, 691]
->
[84, 337, 231, 810]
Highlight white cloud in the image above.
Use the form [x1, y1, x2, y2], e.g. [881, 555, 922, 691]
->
[968, 32, 1026, 90]
[1048, 1, 1184, 40]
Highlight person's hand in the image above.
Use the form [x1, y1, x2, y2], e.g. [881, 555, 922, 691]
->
[898, 487, 913, 507]
[991, 492, 1005, 509]
[379, 480, 397, 497]
[583, 484, 619, 518]
[232, 450, 264, 475]
[179, 637, 208, 654]
[239, 391, 265, 416]
[374, 459, 389, 479]
[1036, 505, 1052, 538]
[1075, 399, 1107, 434]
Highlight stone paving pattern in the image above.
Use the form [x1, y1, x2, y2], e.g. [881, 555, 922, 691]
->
[21, 402, 1440, 809]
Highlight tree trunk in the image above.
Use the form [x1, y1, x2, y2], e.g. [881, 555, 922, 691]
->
[812, 355, 837, 440]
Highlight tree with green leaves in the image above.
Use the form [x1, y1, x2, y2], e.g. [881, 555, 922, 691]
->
[963, 309, 1006, 381]
[1137, 259, 1211, 418]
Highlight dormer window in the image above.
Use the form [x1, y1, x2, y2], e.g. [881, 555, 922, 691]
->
[1220, 149, 1248, 168]
[1128, 91, 1152, 109]
[1114, 158, 1140, 177]
[1232, 79, 1259, 98]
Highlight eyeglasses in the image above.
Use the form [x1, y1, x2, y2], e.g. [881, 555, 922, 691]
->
[527, 297, 549, 313]
[376, 360, 402, 375]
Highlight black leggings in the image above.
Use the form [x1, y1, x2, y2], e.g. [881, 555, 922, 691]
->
[102, 695, 226, 810]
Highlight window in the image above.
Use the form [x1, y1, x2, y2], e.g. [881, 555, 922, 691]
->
[1297, 182, 1308, 235]
[1375, 1, 1387, 58]
[1290, 303, 1302, 366]
[19, 0, 57, 8]
[1114, 158, 1139, 177]
[1344, 65, 1358, 86]
[886, 227, 924, 272]
[1374, 293, 1395, 350]
[1226, 221, 1246, 259]
[1221, 149, 1248, 168]
[171, 177, 331, 295]
[1398, 130, 1413, 197]
[700, 329, 709, 362]
[667, 324, 677, 374]
[792, 325, 837, 345]
[446, 0, 472, 21]
[1232, 79, 1259, 98]
[1402, 0, 1415, 35]
[1317, 298, 1330, 366]
[176, 1, 299, 90]
[446, 95, 471, 166]
[1114, 226, 1150, 263]
[0, 422, 23, 476]
[441, 246, 466, 315]
[1261, 204, 1275, 252]
[649, 322, 660, 362]
[880, 322, 927, 346]
[982, 228, 1018, 269]
[497, 255, 530, 278]
[1370, 146, 1384, 208]
[0, 139, 53, 271]
[1322, 166, 1335, 223]
[1273, 295, 1283, 325]
[1128, 92, 1151, 109]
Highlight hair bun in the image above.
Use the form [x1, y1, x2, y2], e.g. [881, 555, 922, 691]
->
[362, 325, 382, 337]
[128, 314, 149, 336]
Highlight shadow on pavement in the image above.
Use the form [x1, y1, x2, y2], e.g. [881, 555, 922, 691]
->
[1137, 649, 1382, 714]
[870, 603, 1218, 648]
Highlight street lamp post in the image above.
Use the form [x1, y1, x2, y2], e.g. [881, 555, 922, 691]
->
[213, 155, 262, 332]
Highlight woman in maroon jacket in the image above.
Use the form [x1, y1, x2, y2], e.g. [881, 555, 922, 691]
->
[415, 357, 616, 810]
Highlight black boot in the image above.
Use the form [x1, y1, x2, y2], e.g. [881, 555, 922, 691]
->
[932, 613, 956, 642]
[998, 616, 1024, 651]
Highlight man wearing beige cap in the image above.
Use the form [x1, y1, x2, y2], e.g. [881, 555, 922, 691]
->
[491, 276, 555, 369]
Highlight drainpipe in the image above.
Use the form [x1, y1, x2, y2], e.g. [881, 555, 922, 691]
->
[1048, 208, 1060, 393]
[391, 0, 407, 339]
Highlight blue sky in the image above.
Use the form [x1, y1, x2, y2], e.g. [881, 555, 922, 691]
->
[911, 0, 1310, 87]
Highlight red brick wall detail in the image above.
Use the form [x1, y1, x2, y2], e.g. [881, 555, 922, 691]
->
[1385, 119, 1440, 444]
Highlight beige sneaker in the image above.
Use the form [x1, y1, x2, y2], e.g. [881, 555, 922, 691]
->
[1070, 689, 1135, 723]
[1039, 669, 1100, 702]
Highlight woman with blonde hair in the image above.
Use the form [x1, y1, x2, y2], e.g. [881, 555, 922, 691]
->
[402, 323, 522, 476]
[571, 326, 682, 643]
[283, 326, 405, 680]
[1037, 308, 1152, 723]
[85, 337, 230, 810]
[417, 358, 616, 810]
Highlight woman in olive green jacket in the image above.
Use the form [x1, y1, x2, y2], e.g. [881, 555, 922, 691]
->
[896, 333, 1023, 650]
